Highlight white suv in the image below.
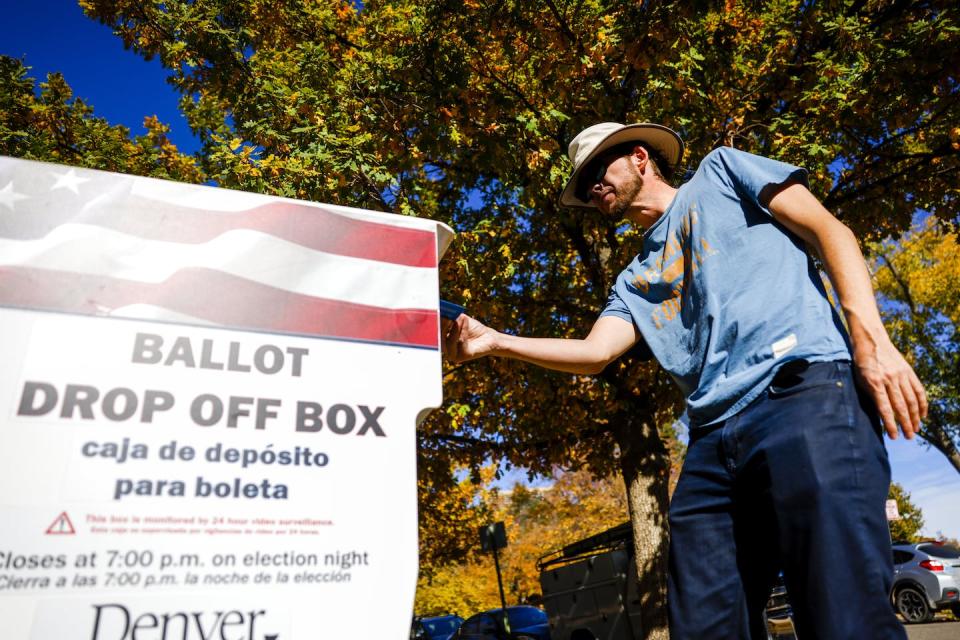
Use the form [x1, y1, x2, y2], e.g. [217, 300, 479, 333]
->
[891, 541, 960, 623]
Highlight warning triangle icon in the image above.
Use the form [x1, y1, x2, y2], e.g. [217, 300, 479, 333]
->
[45, 511, 76, 535]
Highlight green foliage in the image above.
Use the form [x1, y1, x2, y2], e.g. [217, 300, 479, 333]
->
[888, 482, 925, 543]
[0, 56, 200, 182]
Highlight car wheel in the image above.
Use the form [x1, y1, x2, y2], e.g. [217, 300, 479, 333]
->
[895, 586, 933, 623]
[952, 603, 960, 620]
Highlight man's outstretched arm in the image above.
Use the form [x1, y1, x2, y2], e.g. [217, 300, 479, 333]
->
[764, 181, 928, 439]
[443, 314, 640, 375]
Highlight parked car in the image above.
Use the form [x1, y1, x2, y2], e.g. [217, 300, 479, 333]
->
[891, 541, 960, 623]
[412, 614, 465, 640]
[454, 605, 551, 640]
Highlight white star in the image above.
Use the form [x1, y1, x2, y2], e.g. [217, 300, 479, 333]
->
[0, 181, 29, 211]
[51, 168, 89, 194]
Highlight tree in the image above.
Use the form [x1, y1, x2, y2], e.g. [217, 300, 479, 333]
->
[10, 2, 960, 637]
[0, 56, 200, 182]
[872, 219, 960, 474]
[888, 482, 925, 543]
[401, 4, 960, 635]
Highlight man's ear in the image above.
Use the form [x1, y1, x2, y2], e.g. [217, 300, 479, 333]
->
[632, 144, 649, 172]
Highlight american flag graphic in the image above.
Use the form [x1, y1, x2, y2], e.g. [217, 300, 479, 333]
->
[0, 156, 451, 349]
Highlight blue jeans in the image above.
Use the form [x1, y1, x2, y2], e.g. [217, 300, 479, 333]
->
[668, 360, 906, 639]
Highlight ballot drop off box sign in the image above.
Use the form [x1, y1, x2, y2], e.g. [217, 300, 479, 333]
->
[0, 156, 453, 639]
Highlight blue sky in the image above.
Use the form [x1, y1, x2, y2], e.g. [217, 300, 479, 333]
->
[6, 1, 960, 538]
[5, 1, 199, 154]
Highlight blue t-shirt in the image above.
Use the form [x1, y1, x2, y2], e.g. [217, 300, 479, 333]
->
[601, 147, 851, 427]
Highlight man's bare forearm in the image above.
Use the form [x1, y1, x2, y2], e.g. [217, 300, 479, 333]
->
[445, 315, 639, 374]
[489, 334, 615, 374]
[808, 224, 887, 353]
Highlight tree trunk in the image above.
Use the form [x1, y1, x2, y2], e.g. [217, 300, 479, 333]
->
[936, 439, 960, 476]
[919, 409, 960, 475]
[613, 412, 672, 640]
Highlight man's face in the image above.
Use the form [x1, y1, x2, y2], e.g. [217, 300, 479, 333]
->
[589, 153, 644, 218]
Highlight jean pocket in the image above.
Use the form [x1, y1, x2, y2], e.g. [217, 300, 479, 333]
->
[767, 360, 844, 398]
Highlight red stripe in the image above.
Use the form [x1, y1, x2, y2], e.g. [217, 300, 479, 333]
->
[6, 196, 438, 268]
[0, 267, 439, 348]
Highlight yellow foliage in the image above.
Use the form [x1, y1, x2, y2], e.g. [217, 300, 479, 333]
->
[415, 468, 629, 617]
[873, 218, 960, 326]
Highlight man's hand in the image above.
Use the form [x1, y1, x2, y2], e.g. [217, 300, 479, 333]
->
[443, 314, 501, 363]
[852, 338, 928, 440]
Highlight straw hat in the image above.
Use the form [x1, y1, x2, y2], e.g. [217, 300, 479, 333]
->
[559, 122, 684, 208]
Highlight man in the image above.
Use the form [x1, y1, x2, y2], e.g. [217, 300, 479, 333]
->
[443, 122, 927, 639]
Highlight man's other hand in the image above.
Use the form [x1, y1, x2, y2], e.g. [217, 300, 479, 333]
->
[853, 339, 928, 440]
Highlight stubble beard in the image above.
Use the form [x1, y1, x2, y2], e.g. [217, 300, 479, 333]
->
[609, 172, 644, 220]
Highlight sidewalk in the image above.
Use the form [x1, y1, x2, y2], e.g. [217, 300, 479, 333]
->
[767, 618, 960, 639]
[905, 619, 960, 640]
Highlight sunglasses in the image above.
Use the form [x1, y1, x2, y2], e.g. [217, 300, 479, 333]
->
[574, 143, 639, 203]
[574, 158, 610, 203]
